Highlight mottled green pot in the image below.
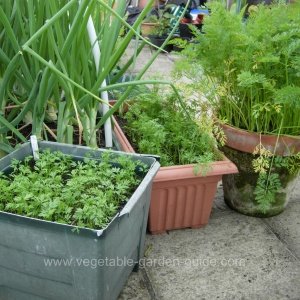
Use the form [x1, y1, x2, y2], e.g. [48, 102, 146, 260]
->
[222, 146, 298, 217]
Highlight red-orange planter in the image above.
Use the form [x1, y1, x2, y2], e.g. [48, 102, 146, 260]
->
[113, 118, 238, 234]
[220, 123, 300, 156]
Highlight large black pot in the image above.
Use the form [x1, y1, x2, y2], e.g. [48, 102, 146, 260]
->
[179, 23, 202, 39]
[148, 35, 173, 52]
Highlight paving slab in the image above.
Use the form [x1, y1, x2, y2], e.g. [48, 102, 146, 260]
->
[144, 208, 300, 300]
[121, 42, 178, 79]
[118, 270, 151, 300]
[262, 184, 300, 260]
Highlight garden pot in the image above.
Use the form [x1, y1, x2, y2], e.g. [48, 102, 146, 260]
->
[0, 141, 160, 300]
[148, 35, 173, 52]
[138, 0, 159, 9]
[179, 23, 202, 39]
[220, 123, 300, 156]
[113, 118, 238, 234]
[220, 123, 299, 217]
[141, 22, 158, 37]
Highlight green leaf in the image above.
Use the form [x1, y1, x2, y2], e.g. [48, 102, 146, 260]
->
[274, 86, 300, 107]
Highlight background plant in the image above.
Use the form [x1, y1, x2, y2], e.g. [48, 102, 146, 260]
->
[0, 149, 148, 229]
[151, 8, 176, 38]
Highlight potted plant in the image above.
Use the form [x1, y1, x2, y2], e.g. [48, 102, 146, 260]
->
[0, 140, 160, 299]
[141, 14, 160, 36]
[178, 3, 300, 217]
[112, 89, 238, 234]
[179, 16, 203, 39]
[141, 4, 178, 51]
[179, 8, 209, 39]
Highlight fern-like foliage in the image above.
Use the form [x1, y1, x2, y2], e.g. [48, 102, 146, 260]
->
[0, 150, 148, 229]
[254, 173, 282, 213]
[124, 90, 221, 167]
[178, 3, 300, 135]
[252, 150, 300, 211]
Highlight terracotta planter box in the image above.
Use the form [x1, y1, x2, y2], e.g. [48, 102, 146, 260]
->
[113, 117, 238, 234]
[138, 0, 158, 9]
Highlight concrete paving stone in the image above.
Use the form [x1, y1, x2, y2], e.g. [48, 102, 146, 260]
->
[118, 270, 151, 300]
[212, 182, 230, 212]
[143, 210, 300, 300]
[122, 43, 179, 79]
[262, 195, 300, 260]
[214, 178, 300, 259]
[215, 178, 300, 260]
[288, 177, 300, 203]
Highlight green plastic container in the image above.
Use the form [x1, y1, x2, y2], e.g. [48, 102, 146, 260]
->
[0, 141, 160, 300]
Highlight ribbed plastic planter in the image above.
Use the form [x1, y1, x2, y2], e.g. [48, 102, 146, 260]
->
[0, 141, 160, 300]
[113, 118, 238, 234]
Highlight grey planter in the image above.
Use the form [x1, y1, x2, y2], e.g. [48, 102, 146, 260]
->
[0, 141, 160, 300]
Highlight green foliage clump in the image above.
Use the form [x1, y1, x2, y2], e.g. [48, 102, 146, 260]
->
[0, 150, 148, 229]
[252, 148, 300, 212]
[123, 91, 221, 167]
[254, 173, 282, 213]
[178, 3, 300, 135]
[145, 5, 176, 37]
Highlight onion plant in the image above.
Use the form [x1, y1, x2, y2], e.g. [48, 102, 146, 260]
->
[0, 0, 190, 155]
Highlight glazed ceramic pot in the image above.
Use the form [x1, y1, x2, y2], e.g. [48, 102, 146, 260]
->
[220, 123, 300, 217]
